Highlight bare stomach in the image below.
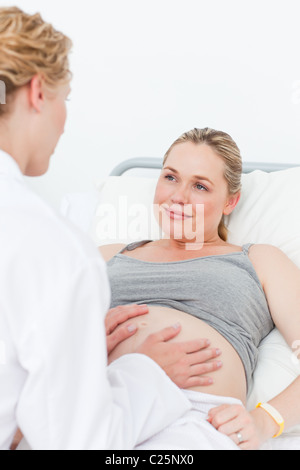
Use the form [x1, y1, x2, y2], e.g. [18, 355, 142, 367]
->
[108, 305, 247, 404]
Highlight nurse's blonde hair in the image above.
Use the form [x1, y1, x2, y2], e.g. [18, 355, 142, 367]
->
[0, 7, 72, 117]
[163, 128, 242, 241]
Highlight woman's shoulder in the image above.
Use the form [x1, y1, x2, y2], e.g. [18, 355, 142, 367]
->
[247, 244, 291, 287]
[246, 243, 287, 267]
[98, 243, 127, 262]
[248, 243, 284, 258]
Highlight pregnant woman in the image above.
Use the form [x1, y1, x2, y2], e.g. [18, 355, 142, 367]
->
[100, 128, 300, 450]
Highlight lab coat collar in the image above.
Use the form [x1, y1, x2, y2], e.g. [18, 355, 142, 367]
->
[0, 148, 24, 183]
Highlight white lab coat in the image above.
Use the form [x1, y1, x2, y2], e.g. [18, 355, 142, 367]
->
[0, 150, 191, 450]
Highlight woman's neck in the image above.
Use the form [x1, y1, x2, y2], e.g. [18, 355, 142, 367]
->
[160, 234, 226, 252]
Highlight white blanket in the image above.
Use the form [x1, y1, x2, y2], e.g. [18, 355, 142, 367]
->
[135, 390, 241, 450]
[135, 390, 300, 451]
[17, 387, 300, 450]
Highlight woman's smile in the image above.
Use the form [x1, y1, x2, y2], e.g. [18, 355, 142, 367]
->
[163, 205, 193, 220]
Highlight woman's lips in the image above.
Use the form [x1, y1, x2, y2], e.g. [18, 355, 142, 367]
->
[164, 207, 193, 220]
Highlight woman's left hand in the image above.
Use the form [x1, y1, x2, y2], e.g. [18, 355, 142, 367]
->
[207, 404, 277, 450]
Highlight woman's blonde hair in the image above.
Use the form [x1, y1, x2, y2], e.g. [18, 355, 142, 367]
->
[163, 128, 242, 241]
[0, 7, 72, 116]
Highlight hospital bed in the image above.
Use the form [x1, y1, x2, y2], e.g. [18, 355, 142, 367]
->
[60, 157, 300, 450]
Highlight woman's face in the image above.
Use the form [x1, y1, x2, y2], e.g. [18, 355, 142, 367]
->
[153, 142, 239, 245]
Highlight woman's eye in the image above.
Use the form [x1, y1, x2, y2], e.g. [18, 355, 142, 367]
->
[164, 175, 176, 181]
[195, 183, 208, 191]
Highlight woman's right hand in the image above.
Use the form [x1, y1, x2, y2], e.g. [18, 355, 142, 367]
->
[136, 323, 222, 389]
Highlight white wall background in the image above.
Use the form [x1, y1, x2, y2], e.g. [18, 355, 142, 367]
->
[3, 0, 300, 209]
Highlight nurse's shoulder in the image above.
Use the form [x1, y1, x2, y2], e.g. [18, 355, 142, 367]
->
[3, 180, 104, 272]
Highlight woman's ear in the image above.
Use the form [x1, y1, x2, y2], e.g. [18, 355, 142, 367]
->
[223, 192, 241, 216]
[28, 75, 45, 113]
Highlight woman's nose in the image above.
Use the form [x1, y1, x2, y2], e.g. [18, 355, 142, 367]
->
[171, 185, 189, 205]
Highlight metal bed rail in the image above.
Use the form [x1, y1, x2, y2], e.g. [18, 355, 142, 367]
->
[110, 157, 299, 176]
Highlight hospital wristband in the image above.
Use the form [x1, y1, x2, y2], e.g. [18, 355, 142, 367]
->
[256, 402, 285, 438]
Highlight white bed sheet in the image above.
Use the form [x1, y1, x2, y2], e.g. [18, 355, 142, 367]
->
[266, 435, 300, 450]
[17, 433, 300, 450]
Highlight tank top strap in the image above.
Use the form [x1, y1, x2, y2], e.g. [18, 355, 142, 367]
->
[242, 243, 254, 255]
[119, 240, 153, 253]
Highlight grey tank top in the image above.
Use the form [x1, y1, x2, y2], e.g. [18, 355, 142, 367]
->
[107, 240, 274, 389]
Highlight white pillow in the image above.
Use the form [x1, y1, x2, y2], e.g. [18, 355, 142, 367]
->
[89, 168, 300, 434]
[225, 168, 300, 269]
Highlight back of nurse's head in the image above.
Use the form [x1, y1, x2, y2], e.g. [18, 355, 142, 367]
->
[0, 6, 72, 118]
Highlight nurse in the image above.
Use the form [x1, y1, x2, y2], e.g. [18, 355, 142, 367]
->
[0, 7, 218, 450]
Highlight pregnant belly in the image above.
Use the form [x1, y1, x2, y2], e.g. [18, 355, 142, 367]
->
[108, 305, 247, 403]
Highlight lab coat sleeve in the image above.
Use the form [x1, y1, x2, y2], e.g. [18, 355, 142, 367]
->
[107, 354, 192, 448]
[12, 252, 191, 450]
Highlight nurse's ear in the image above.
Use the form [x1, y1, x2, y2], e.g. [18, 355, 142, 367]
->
[223, 191, 241, 216]
[27, 74, 45, 114]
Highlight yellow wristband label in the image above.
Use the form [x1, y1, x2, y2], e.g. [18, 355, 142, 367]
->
[256, 402, 285, 438]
